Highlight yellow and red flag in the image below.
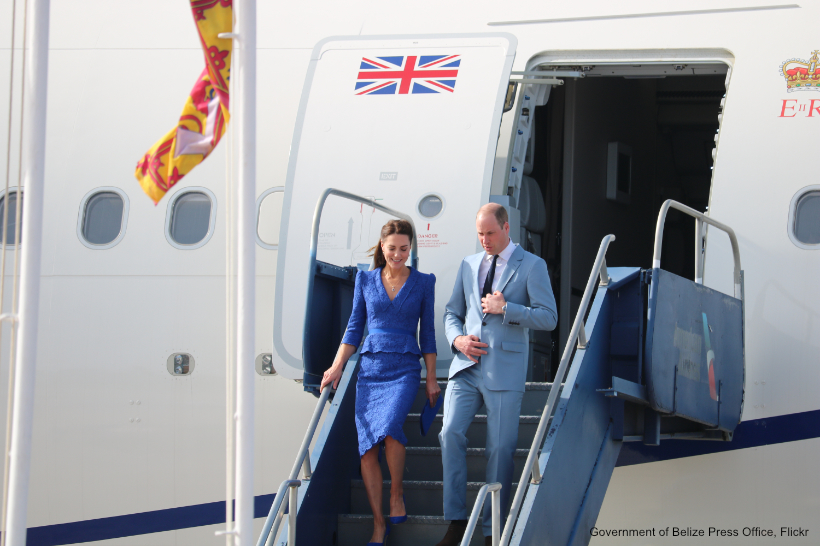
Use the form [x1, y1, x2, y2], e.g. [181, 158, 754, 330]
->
[135, 0, 232, 204]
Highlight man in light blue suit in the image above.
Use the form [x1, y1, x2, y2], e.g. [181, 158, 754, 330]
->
[436, 203, 557, 546]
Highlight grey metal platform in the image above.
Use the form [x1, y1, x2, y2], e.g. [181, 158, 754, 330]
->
[335, 381, 551, 546]
[338, 515, 485, 546]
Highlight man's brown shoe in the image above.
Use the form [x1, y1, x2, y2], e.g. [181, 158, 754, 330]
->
[435, 520, 468, 546]
[485, 536, 494, 546]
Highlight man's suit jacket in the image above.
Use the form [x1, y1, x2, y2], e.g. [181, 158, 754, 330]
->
[444, 244, 557, 392]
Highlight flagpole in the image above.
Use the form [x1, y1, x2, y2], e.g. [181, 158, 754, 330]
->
[4, 0, 50, 544]
[234, 0, 256, 545]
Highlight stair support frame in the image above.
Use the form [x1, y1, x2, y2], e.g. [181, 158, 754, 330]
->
[500, 235, 615, 546]
[257, 387, 331, 546]
[258, 480, 301, 546]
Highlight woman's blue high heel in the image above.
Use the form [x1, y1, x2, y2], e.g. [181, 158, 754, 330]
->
[366, 522, 390, 546]
[389, 494, 407, 525]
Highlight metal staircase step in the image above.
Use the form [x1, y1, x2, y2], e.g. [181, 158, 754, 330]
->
[403, 414, 541, 448]
[384, 447, 532, 482]
[411, 381, 556, 415]
[349, 480, 519, 516]
[337, 514, 485, 546]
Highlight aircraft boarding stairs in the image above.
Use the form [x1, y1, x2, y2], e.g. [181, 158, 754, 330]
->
[259, 197, 745, 546]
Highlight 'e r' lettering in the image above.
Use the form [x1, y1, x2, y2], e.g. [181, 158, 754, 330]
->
[779, 99, 798, 117]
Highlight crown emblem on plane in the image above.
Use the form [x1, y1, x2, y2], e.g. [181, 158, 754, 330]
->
[780, 50, 820, 92]
[355, 55, 460, 95]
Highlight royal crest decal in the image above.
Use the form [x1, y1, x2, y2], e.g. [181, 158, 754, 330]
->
[780, 50, 820, 92]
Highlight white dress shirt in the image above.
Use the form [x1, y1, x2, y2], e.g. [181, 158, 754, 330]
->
[478, 239, 517, 293]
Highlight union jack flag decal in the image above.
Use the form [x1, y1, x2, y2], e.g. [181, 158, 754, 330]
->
[355, 55, 460, 95]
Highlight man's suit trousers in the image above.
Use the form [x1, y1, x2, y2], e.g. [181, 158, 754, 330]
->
[439, 362, 523, 537]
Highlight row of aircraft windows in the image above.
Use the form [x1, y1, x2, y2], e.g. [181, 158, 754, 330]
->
[0, 186, 285, 250]
[0, 186, 817, 250]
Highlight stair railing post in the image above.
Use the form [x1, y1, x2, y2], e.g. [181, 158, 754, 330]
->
[576, 324, 587, 350]
[599, 258, 610, 286]
[530, 458, 541, 484]
[694, 219, 703, 284]
[460, 483, 502, 546]
[288, 482, 299, 545]
[491, 486, 501, 546]
[259, 479, 301, 546]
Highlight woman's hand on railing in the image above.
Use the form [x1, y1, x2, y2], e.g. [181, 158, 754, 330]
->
[426, 375, 441, 407]
[320, 363, 343, 392]
[321, 344, 357, 392]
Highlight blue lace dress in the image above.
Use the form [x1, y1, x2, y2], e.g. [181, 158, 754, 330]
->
[341, 267, 437, 456]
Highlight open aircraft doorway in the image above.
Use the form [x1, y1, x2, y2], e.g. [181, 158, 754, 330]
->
[500, 52, 732, 381]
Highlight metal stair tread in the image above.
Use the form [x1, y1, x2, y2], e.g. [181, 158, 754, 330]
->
[350, 479, 519, 490]
[339, 514, 482, 525]
[406, 413, 541, 423]
[418, 381, 556, 390]
[406, 446, 533, 456]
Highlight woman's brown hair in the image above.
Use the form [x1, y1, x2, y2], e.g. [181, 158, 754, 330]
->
[368, 219, 414, 269]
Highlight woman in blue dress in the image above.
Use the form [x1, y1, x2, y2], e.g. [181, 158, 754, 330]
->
[321, 219, 440, 545]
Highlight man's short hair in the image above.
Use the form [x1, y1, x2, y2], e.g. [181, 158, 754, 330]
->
[478, 203, 509, 228]
[492, 205, 509, 227]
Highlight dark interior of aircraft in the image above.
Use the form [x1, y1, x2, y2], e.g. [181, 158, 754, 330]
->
[520, 71, 725, 380]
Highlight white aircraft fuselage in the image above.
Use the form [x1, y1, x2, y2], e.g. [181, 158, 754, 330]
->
[0, 1, 817, 544]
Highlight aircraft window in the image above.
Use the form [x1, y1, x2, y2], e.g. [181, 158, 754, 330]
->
[78, 188, 129, 249]
[167, 353, 195, 376]
[166, 188, 216, 249]
[0, 189, 22, 246]
[418, 193, 445, 219]
[256, 187, 284, 249]
[792, 189, 820, 247]
[256, 353, 276, 376]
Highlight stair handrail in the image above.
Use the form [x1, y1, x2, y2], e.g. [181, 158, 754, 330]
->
[461, 482, 503, 546]
[257, 480, 301, 546]
[256, 387, 331, 546]
[653, 199, 742, 299]
[304, 189, 419, 375]
[500, 235, 616, 546]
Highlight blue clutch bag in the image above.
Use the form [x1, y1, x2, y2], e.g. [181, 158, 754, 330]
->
[420, 395, 444, 436]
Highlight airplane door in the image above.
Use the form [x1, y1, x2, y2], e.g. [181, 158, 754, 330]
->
[273, 33, 517, 379]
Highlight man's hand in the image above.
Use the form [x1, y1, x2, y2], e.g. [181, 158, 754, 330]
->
[454, 334, 488, 363]
[481, 291, 506, 315]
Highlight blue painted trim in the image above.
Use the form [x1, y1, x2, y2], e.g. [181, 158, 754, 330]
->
[17, 409, 820, 545]
[23, 494, 276, 546]
[617, 409, 820, 467]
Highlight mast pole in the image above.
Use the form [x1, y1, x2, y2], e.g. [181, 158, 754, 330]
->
[4, 0, 50, 543]
[234, 0, 256, 545]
